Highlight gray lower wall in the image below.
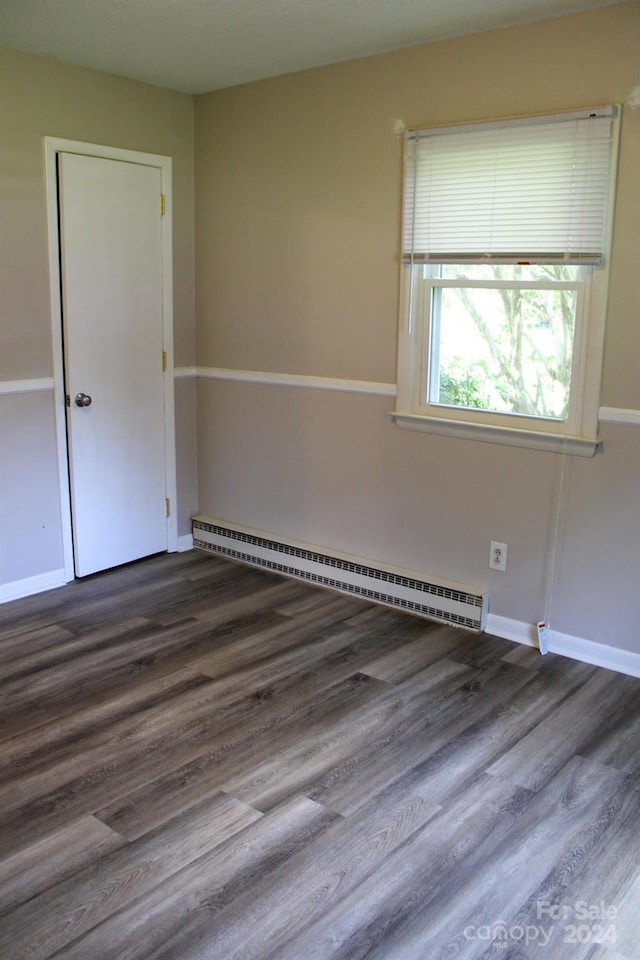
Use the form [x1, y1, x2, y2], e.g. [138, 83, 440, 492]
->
[0, 392, 64, 586]
[195, 378, 640, 655]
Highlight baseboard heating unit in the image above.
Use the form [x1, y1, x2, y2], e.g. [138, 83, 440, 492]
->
[192, 516, 487, 631]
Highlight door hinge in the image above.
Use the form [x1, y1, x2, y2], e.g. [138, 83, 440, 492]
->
[166, 498, 171, 517]
[162, 350, 167, 371]
[160, 194, 166, 216]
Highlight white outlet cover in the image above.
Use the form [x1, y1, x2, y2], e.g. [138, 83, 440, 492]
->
[489, 541, 507, 571]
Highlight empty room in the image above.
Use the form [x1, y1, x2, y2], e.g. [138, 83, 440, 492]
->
[1, 0, 639, 956]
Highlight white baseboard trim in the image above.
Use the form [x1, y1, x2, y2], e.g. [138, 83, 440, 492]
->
[0, 568, 67, 605]
[486, 614, 537, 646]
[2, 542, 195, 603]
[486, 613, 640, 678]
[3, 559, 636, 676]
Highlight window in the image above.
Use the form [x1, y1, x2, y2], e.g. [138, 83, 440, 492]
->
[394, 107, 619, 456]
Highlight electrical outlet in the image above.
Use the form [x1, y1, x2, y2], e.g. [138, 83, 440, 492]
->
[489, 540, 507, 571]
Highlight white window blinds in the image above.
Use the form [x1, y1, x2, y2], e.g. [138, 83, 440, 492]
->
[402, 107, 617, 265]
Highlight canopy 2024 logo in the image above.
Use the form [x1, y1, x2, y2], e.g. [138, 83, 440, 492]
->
[463, 900, 618, 949]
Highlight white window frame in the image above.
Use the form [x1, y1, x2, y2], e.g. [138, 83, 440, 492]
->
[393, 109, 620, 457]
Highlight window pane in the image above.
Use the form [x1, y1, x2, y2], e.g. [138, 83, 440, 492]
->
[438, 263, 581, 282]
[429, 270, 578, 419]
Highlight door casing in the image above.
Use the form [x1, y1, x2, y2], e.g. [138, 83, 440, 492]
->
[44, 137, 177, 581]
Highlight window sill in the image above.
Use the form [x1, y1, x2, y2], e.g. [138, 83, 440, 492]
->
[390, 411, 599, 457]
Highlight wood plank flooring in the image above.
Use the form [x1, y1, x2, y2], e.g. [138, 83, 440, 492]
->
[0, 550, 638, 959]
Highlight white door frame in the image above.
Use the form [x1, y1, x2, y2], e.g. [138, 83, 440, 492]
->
[44, 137, 178, 582]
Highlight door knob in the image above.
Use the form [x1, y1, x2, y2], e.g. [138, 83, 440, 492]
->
[75, 392, 92, 407]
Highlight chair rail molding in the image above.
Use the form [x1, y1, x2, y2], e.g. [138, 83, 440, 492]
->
[175, 366, 396, 397]
[0, 378, 55, 395]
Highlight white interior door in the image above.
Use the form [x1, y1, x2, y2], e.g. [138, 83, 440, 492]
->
[58, 152, 168, 577]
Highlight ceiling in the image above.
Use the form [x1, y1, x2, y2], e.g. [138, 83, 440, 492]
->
[0, 0, 625, 94]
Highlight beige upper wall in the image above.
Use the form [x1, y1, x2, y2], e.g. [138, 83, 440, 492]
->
[194, 2, 640, 653]
[195, 1, 640, 407]
[0, 47, 196, 378]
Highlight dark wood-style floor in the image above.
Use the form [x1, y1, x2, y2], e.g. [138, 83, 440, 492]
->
[0, 550, 638, 960]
